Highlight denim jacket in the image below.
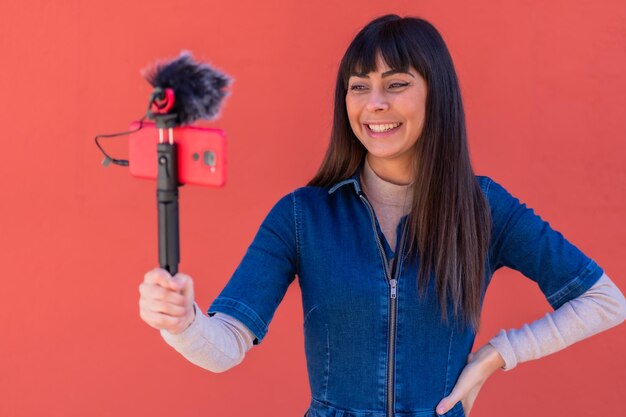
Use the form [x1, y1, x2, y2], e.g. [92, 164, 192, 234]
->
[208, 164, 603, 417]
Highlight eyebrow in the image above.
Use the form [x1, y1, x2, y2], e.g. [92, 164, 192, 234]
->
[350, 69, 415, 78]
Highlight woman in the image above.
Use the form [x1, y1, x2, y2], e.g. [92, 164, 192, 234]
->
[139, 15, 626, 417]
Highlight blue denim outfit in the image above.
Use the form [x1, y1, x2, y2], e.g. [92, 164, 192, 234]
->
[208, 163, 603, 417]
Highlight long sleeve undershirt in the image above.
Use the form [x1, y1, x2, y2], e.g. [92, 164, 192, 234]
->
[161, 159, 626, 372]
[161, 303, 254, 373]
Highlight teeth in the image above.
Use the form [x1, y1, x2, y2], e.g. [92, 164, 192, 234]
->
[368, 122, 401, 132]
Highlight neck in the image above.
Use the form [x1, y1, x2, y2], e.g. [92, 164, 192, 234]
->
[366, 154, 415, 185]
[361, 156, 414, 208]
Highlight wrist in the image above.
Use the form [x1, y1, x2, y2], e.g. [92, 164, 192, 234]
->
[475, 343, 506, 373]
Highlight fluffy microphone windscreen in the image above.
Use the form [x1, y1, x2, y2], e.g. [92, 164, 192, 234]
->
[143, 50, 231, 125]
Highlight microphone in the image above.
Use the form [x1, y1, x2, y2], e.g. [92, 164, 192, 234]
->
[143, 50, 231, 127]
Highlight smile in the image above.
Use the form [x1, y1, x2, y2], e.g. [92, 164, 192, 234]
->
[366, 122, 402, 133]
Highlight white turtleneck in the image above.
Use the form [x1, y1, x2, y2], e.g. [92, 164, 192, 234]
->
[160, 158, 626, 373]
[360, 156, 414, 253]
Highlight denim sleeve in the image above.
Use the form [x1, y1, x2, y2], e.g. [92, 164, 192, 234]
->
[207, 191, 298, 345]
[486, 177, 604, 310]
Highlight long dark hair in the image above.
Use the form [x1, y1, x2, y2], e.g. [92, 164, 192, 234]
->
[308, 14, 491, 332]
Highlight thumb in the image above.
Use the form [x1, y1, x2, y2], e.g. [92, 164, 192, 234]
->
[171, 273, 194, 301]
[436, 394, 461, 416]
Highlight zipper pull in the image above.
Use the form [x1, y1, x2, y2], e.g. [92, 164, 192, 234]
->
[390, 278, 397, 299]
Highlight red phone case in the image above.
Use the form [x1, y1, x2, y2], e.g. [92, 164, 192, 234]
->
[128, 120, 227, 187]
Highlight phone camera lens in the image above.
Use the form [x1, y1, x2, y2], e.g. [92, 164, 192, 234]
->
[203, 151, 216, 167]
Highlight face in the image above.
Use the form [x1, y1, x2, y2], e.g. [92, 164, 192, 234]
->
[345, 54, 427, 178]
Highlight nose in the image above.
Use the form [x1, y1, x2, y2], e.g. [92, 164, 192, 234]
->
[365, 88, 389, 112]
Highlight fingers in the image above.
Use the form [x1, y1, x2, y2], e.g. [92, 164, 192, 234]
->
[140, 309, 188, 331]
[139, 280, 185, 304]
[139, 297, 187, 317]
[171, 272, 195, 302]
[144, 267, 178, 291]
[139, 268, 195, 333]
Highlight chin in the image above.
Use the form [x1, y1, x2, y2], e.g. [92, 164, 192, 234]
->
[366, 149, 404, 160]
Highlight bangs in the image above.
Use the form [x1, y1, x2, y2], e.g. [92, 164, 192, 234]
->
[341, 21, 422, 85]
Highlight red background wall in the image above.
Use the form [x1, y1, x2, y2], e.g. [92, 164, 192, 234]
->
[1, 1, 624, 416]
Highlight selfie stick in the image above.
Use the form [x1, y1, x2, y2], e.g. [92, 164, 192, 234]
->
[144, 52, 231, 276]
[153, 110, 180, 275]
[94, 52, 230, 277]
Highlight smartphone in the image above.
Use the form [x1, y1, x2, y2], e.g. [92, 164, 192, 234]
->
[128, 120, 227, 187]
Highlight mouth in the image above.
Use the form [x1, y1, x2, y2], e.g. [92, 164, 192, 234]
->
[365, 122, 402, 134]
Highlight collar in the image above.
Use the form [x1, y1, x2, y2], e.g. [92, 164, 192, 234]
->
[327, 162, 364, 195]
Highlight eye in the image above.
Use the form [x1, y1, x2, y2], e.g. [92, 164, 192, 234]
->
[389, 82, 410, 89]
[349, 84, 368, 92]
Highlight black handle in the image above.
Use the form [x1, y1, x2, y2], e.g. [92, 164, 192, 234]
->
[157, 142, 180, 276]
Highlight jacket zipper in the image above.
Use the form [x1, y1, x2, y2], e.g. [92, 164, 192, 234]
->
[358, 192, 408, 417]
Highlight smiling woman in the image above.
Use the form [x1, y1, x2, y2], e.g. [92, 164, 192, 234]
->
[309, 14, 488, 334]
[346, 56, 428, 185]
[140, 13, 626, 417]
